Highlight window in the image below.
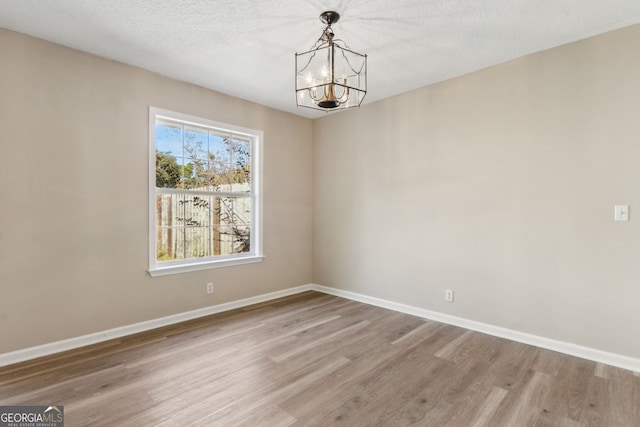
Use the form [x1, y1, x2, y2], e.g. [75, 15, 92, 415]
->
[148, 107, 263, 276]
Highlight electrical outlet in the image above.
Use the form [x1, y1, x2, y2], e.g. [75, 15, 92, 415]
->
[614, 205, 630, 221]
[207, 283, 214, 294]
[445, 289, 454, 302]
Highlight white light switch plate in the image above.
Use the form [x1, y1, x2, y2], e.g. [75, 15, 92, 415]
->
[614, 205, 629, 221]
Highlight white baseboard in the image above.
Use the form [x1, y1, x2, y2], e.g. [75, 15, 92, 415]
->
[310, 284, 640, 373]
[3, 283, 639, 373]
[0, 284, 313, 367]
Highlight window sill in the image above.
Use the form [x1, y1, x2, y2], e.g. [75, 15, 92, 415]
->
[148, 255, 265, 277]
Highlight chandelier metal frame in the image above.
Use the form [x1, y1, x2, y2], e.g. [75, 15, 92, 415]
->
[295, 11, 367, 112]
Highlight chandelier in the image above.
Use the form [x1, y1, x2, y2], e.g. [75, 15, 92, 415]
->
[295, 11, 367, 112]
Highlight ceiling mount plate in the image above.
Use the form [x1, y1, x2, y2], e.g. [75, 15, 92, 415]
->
[320, 11, 340, 25]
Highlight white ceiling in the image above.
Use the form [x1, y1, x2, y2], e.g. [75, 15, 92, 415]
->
[2, 0, 640, 119]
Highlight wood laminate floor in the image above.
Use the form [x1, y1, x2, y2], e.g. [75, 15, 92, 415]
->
[1, 291, 639, 426]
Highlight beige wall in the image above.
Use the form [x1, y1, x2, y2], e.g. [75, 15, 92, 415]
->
[313, 25, 640, 358]
[0, 29, 313, 353]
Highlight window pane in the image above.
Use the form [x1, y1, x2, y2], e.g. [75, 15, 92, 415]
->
[156, 227, 172, 261]
[231, 226, 251, 254]
[216, 226, 250, 255]
[182, 127, 208, 189]
[215, 196, 251, 254]
[171, 227, 187, 261]
[156, 151, 182, 188]
[155, 122, 182, 157]
[157, 227, 186, 262]
[156, 193, 186, 262]
[229, 138, 251, 166]
[185, 226, 211, 258]
[218, 197, 251, 226]
[201, 134, 253, 192]
[184, 126, 209, 162]
[231, 138, 251, 192]
[177, 195, 212, 227]
[217, 163, 234, 192]
[182, 164, 207, 189]
[155, 193, 185, 259]
[209, 133, 231, 164]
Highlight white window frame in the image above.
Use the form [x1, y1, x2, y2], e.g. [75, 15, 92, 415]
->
[148, 107, 264, 277]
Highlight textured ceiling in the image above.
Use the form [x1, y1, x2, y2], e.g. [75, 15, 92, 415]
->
[2, 0, 640, 119]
